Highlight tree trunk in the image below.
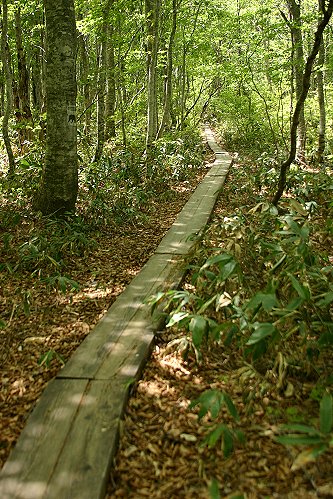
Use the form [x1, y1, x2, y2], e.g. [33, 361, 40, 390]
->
[34, 0, 78, 215]
[145, 0, 160, 149]
[93, 36, 106, 162]
[14, 6, 33, 150]
[1, 0, 15, 176]
[272, 0, 333, 205]
[288, 0, 306, 163]
[105, 23, 116, 140]
[316, 32, 325, 164]
[157, 0, 178, 139]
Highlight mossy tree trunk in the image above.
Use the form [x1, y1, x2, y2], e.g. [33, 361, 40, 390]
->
[35, 0, 78, 216]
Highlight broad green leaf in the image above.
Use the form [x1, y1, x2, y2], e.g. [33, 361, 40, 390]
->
[288, 274, 310, 300]
[280, 424, 319, 435]
[204, 424, 225, 447]
[209, 478, 220, 499]
[246, 323, 276, 345]
[246, 292, 278, 312]
[189, 315, 207, 348]
[223, 427, 234, 457]
[320, 393, 333, 434]
[219, 260, 238, 281]
[316, 291, 333, 307]
[276, 435, 324, 446]
[166, 311, 189, 327]
[190, 389, 223, 420]
[223, 393, 239, 422]
[200, 253, 233, 271]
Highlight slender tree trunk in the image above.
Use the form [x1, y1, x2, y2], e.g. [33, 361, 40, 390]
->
[145, 0, 160, 149]
[316, 32, 326, 163]
[93, 36, 107, 162]
[288, 0, 306, 163]
[79, 34, 92, 136]
[1, 0, 15, 176]
[272, 0, 333, 205]
[34, 0, 78, 215]
[157, 0, 178, 139]
[105, 23, 116, 140]
[14, 7, 33, 150]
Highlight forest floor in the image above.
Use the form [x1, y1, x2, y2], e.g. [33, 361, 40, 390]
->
[106, 152, 333, 497]
[1, 138, 333, 498]
[0, 159, 208, 470]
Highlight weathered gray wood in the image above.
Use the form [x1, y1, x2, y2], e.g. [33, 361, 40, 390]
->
[0, 379, 88, 499]
[44, 380, 127, 499]
[0, 127, 232, 499]
[58, 253, 184, 380]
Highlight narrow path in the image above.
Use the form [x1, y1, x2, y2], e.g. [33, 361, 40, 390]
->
[0, 128, 232, 499]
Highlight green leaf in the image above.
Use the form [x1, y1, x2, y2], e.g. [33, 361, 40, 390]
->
[280, 424, 319, 435]
[209, 478, 220, 499]
[200, 253, 233, 271]
[166, 311, 189, 327]
[189, 315, 207, 348]
[190, 389, 224, 420]
[276, 435, 324, 446]
[219, 260, 238, 281]
[320, 393, 333, 435]
[246, 323, 276, 345]
[223, 392, 239, 422]
[246, 292, 278, 312]
[316, 291, 333, 307]
[288, 274, 310, 301]
[223, 427, 234, 457]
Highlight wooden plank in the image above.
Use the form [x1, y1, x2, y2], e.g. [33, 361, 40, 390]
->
[44, 380, 127, 499]
[94, 307, 155, 380]
[155, 174, 228, 255]
[58, 253, 184, 380]
[0, 379, 88, 499]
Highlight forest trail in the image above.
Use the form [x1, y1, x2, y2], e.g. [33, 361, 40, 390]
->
[0, 128, 232, 499]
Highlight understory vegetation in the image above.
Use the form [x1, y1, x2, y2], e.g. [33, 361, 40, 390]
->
[149, 147, 333, 485]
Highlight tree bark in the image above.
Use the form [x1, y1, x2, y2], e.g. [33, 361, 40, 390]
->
[272, 0, 333, 205]
[316, 31, 326, 164]
[157, 0, 178, 139]
[288, 0, 306, 163]
[1, 0, 15, 176]
[14, 6, 33, 150]
[145, 0, 160, 149]
[34, 0, 78, 215]
[105, 23, 116, 140]
[93, 36, 107, 162]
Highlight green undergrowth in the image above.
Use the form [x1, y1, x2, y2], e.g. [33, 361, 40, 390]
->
[0, 127, 205, 298]
[149, 153, 333, 475]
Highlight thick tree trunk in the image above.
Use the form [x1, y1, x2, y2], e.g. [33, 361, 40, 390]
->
[316, 33, 326, 164]
[145, 0, 160, 149]
[1, 0, 15, 176]
[14, 7, 33, 150]
[288, 0, 306, 163]
[272, 0, 333, 205]
[34, 0, 78, 215]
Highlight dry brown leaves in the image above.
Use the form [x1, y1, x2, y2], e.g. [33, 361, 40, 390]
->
[0, 172, 206, 469]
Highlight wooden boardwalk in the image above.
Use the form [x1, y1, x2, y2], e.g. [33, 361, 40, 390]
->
[0, 128, 232, 499]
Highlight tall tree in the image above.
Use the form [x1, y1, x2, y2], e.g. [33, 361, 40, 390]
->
[34, 0, 78, 215]
[272, 0, 333, 205]
[1, 0, 15, 176]
[145, 0, 160, 148]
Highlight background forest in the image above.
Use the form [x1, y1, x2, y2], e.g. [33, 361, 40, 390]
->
[1, 0, 333, 496]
